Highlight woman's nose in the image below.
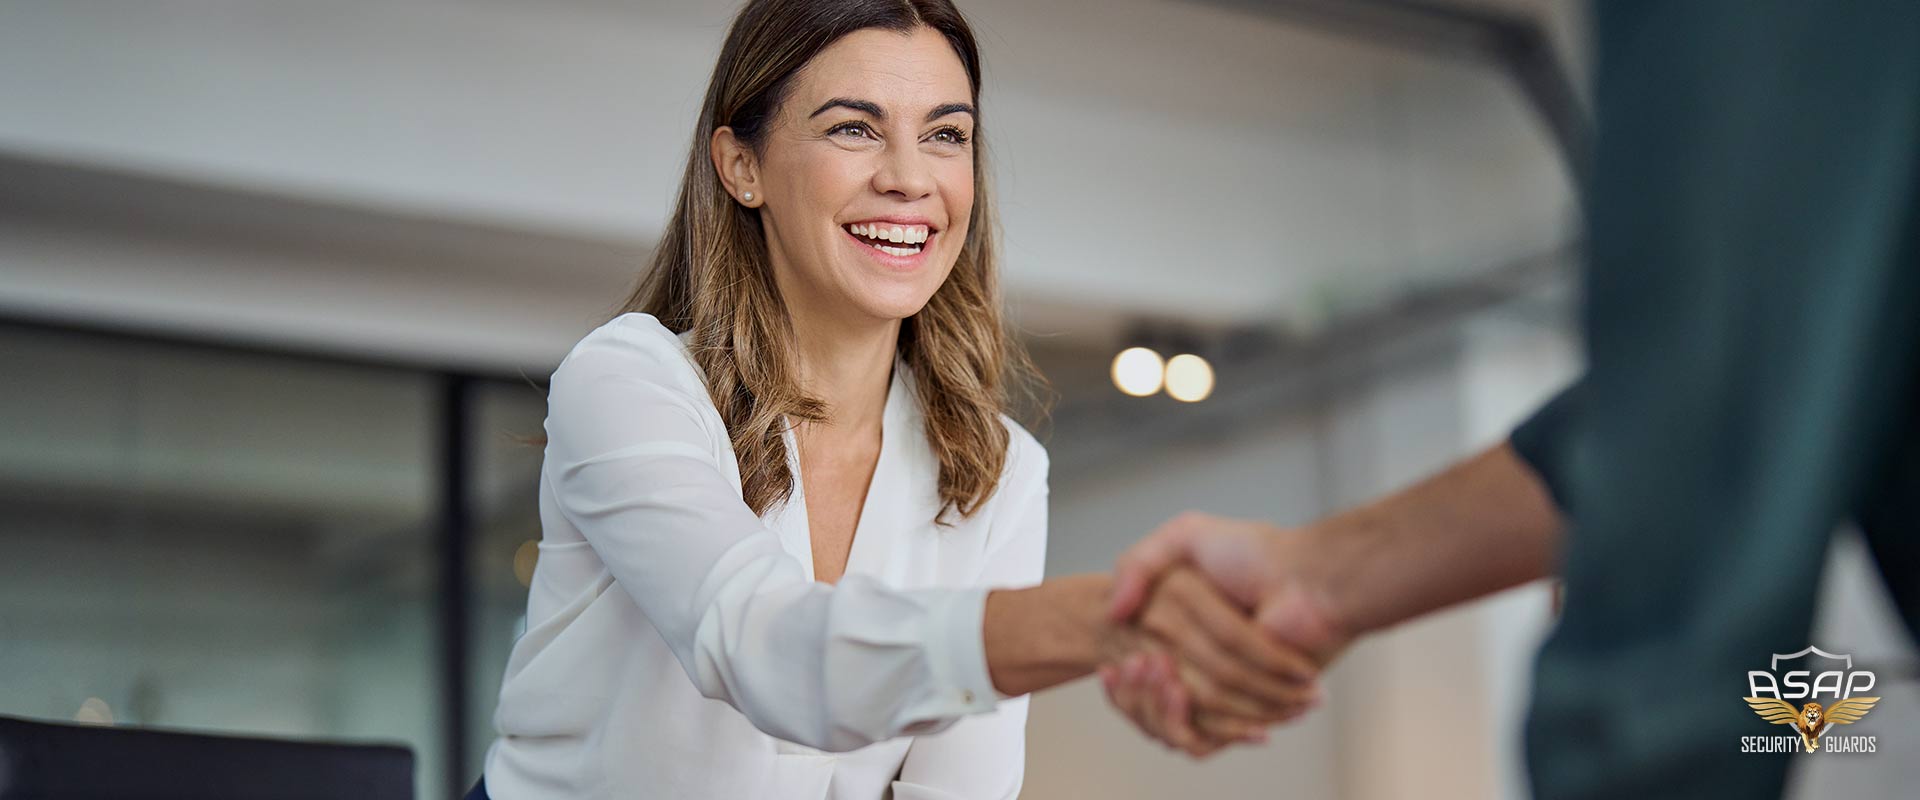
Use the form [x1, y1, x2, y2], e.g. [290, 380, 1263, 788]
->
[872, 142, 935, 200]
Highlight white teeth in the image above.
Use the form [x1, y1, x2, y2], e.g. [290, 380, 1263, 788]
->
[846, 222, 931, 244]
[875, 243, 919, 256]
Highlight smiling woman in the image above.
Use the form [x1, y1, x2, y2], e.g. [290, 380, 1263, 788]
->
[467, 1, 1324, 798]
[644, 8, 1005, 525]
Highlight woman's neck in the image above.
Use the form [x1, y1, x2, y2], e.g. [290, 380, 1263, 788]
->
[789, 310, 899, 438]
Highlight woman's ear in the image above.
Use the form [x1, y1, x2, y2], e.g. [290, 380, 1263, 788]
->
[711, 126, 762, 208]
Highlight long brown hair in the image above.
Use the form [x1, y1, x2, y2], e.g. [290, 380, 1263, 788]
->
[617, 0, 1036, 523]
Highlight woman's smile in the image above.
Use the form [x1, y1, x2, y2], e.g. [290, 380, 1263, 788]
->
[840, 217, 938, 270]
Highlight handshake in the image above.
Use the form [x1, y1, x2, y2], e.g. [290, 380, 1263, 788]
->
[1092, 512, 1350, 758]
[986, 445, 1557, 758]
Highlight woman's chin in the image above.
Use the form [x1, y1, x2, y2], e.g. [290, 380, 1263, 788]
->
[854, 299, 936, 323]
[835, 278, 944, 322]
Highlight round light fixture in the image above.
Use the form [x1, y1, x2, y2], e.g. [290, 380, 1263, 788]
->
[1111, 347, 1166, 396]
[1165, 354, 1215, 402]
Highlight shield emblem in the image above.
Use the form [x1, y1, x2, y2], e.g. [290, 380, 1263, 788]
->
[1743, 645, 1881, 751]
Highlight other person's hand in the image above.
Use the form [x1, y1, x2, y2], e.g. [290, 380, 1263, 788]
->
[1102, 513, 1354, 755]
[1096, 564, 1324, 757]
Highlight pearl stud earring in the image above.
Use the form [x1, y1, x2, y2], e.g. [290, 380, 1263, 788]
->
[742, 191, 754, 202]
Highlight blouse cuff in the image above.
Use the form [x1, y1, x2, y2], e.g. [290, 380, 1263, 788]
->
[913, 586, 1000, 728]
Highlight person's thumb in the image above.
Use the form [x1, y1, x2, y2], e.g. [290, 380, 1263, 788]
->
[1254, 583, 1346, 667]
[1107, 524, 1200, 622]
[1107, 561, 1154, 623]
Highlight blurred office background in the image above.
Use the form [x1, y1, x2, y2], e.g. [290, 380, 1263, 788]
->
[0, 1, 1913, 798]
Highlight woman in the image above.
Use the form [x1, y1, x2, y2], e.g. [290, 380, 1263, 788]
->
[473, 1, 1319, 797]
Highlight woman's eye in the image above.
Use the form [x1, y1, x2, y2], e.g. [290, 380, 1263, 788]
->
[929, 127, 970, 146]
[829, 121, 874, 139]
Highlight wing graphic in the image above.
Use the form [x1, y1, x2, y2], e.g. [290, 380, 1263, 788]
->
[1823, 696, 1880, 725]
[1744, 697, 1801, 725]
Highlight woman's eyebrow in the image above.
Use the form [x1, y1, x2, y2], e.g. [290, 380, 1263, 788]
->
[807, 98, 976, 123]
[809, 97, 884, 119]
[925, 102, 975, 122]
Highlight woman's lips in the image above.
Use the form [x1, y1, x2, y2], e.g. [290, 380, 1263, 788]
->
[842, 225, 934, 270]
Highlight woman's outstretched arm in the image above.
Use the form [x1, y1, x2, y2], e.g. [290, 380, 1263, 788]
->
[547, 315, 1315, 754]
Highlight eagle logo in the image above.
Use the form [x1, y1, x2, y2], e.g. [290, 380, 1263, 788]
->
[1742, 696, 1879, 752]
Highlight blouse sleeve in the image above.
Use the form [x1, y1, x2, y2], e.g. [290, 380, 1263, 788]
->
[541, 316, 1000, 753]
[892, 428, 1049, 800]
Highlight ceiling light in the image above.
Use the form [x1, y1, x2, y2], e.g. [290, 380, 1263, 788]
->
[1165, 354, 1215, 402]
[1111, 347, 1165, 397]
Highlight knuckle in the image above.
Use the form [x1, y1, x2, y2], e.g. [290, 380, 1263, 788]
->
[1184, 679, 1217, 707]
[1267, 650, 1307, 678]
[1249, 661, 1295, 689]
[1259, 656, 1301, 686]
[1259, 688, 1301, 712]
[1201, 718, 1239, 740]
[1232, 670, 1278, 702]
[1190, 681, 1233, 712]
[1233, 631, 1275, 658]
[1261, 651, 1307, 681]
[1263, 687, 1305, 713]
[1144, 608, 1180, 637]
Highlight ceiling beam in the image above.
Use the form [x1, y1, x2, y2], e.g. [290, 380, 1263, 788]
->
[1193, 0, 1589, 187]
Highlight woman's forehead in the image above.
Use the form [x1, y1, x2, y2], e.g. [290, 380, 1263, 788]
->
[789, 28, 972, 114]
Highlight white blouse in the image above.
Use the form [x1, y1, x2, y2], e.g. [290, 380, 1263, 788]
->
[480, 312, 1049, 800]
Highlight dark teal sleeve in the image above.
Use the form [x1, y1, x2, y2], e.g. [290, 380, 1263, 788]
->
[1507, 379, 1582, 514]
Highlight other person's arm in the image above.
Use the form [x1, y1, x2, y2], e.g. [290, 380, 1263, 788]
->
[1102, 441, 1563, 749]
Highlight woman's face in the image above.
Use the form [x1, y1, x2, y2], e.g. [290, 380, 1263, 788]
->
[721, 26, 976, 327]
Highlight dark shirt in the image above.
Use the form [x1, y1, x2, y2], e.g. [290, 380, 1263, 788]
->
[1507, 2, 1920, 797]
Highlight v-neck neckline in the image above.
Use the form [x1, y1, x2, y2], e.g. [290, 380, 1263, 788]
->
[782, 363, 905, 584]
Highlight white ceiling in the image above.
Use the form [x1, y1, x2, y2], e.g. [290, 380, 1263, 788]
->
[0, 0, 1577, 360]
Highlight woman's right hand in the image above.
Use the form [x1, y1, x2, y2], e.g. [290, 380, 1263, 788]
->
[1095, 567, 1322, 757]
